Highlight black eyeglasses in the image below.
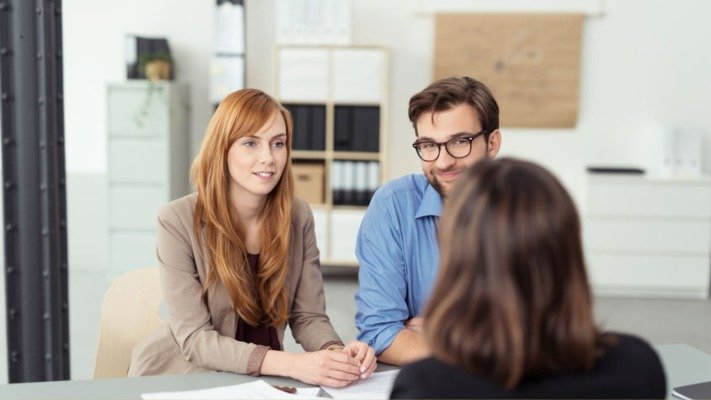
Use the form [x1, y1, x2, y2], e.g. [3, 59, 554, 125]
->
[412, 131, 487, 162]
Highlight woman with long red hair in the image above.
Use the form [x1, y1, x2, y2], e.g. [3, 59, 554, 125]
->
[128, 88, 376, 386]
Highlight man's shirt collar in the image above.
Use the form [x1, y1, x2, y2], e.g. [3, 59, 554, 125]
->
[415, 183, 443, 219]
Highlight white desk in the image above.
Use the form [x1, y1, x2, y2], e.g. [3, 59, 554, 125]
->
[584, 175, 711, 298]
[656, 344, 711, 397]
[0, 370, 309, 399]
[0, 346, 708, 399]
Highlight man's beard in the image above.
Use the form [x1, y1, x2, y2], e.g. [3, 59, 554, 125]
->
[425, 168, 459, 198]
[426, 145, 491, 198]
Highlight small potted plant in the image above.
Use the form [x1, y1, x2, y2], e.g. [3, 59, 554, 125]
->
[138, 52, 173, 81]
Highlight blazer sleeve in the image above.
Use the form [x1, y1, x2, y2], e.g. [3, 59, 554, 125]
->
[287, 201, 343, 351]
[157, 204, 269, 376]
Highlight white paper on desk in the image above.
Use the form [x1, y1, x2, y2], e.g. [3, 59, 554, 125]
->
[320, 370, 399, 399]
[141, 379, 320, 400]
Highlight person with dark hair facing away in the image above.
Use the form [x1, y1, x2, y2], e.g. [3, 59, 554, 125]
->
[390, 157, 666, 399]
[355, 76, 502, 365]
[128, 89, 376, 386]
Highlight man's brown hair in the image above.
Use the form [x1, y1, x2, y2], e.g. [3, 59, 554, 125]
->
[425, 157, 611, 389]
[408, 76, 499, 139]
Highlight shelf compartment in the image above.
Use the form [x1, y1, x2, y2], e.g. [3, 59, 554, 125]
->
[331, 160, 379, 207]
[334, 105, 380, 152]
[292, 160, 326, 205]
[284, 103, 326, 151]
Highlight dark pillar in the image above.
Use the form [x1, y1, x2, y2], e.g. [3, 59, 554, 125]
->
[0, 0, 70, 382]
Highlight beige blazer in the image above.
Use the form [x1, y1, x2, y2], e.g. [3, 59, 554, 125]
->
[127, 193, 342, 377]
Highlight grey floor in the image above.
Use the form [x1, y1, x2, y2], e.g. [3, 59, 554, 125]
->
[0, 269, 710, 384]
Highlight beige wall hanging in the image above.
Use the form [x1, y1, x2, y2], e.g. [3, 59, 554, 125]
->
[434, 13, 584, 128]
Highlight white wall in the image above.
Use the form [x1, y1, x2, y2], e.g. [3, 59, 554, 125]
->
[62, 0, 215, 275]
[581, 0, 711, 171]
[63, 0, 213, 174]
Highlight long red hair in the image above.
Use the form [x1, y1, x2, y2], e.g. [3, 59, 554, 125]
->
[190, 89, 294, 326]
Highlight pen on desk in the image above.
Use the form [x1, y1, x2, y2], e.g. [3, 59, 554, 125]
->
[273, 385, 297, 394]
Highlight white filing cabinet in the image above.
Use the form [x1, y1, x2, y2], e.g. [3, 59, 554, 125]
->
[584, 174, 711, 298]
[107, 82, 190, 279]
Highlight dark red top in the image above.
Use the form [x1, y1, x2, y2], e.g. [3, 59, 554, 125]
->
[234, 253, 281, 351]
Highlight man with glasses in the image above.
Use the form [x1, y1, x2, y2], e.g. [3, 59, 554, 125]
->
[355, 76, 502, 365]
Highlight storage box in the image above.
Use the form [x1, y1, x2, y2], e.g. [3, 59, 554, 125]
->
[292, 163, 325, 204]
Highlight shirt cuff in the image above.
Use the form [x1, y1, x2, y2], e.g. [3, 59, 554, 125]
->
[247, 345, 271, 376]
[371, 324, 406, 355]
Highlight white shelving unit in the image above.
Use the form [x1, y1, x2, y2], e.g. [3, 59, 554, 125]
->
[584, 174, 711, 298]
[276, 45, 388, 266]
[107, 82, 190, 279]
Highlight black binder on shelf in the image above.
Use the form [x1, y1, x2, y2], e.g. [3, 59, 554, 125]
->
[353, 107, 379, 152]
[311, 106, 326, 151]
[673, 380, 711, 400]
[289, 105, 308, 150]
[334, 106, 380, 152]
[334, 107, 351, 151]
[285, 104, 325, 151]
[351, 110, 369, 152]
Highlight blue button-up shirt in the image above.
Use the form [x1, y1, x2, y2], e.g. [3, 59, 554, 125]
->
[355, 174, 442, 354]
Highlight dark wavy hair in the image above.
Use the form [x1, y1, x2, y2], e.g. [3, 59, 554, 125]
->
[425, 157, 613, 389]
[408, 76, 499, 140]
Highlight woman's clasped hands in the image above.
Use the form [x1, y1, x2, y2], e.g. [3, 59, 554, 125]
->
[341, 340, 377, 379]
[284, 340, 376, 388]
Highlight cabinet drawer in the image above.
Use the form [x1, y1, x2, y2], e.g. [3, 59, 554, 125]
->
[584, 218, 711, 253]
[109, 138, 167, 183]
[108, 86, 169, 136]
[587, 252, 710, 298]
[588, 179, 711, 218]
[329, 209, 365, 263]
[109, 233, 158, 275]
[109, 186, 166, 230]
